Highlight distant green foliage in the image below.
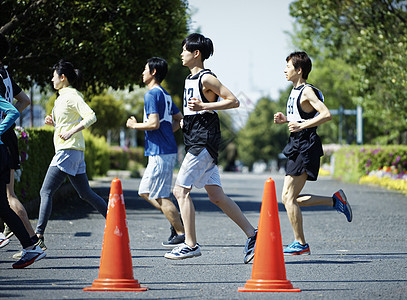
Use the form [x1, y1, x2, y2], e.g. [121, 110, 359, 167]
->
[289, 0, 407, 144]
[1, 0, 189, 91]
[237, 97, 288, 169]
[88, 93, 127, 137]
[307, 58, 358, 144]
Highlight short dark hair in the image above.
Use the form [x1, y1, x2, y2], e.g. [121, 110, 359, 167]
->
[147, 57, 168, 83]
[286, 51, 312, 80]
[0, 33, 10, 61]
[182, 33, 214, 62]
[53, 59, 82, 90]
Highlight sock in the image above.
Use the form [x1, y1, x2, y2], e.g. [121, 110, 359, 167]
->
[31, 235, 39, 243]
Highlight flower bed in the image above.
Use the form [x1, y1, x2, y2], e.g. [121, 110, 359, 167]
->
[359, 166, 407, 194]
[333, 145, 407, 194]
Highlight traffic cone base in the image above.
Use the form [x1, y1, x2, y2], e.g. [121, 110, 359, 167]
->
[238, 279, 301, 292]
[83, 278, 148, 291]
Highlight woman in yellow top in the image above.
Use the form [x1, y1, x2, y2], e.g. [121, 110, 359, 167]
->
[35, 60, 107, 244]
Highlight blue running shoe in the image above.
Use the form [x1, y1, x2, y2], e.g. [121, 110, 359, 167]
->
[283, 241, 310, 255]
[333, 189, 352, 222]
[12, 245, 46, 269]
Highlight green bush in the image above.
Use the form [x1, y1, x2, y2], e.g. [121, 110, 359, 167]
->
[14, 127, 55, 203]
[88, 93, 127, 137]
[83, 130, 110, 179]
[333, 145, 407, 182]
[109, 146, 130, 170]
[127, 146, 146, 163]
[127, 147, 147, 178]
[109, 146, 146, 177]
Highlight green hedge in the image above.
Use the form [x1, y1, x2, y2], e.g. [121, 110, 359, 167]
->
[14, 127, 110, 204]
[83, 130, 110, 179]
[109, 146, 130, 170]
[109, 145, 147, 177]
[14, 127, 55, 204]
[333, 145, 407, 182]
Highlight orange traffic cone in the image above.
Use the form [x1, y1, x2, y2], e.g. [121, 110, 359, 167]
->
[84, 178, 148, 291]
[238, 178, 301, 292]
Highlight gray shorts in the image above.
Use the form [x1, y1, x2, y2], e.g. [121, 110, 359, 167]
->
[138, 153, 176, 200]
[50, 149, 86, 176]
[175, 148, 221, 189]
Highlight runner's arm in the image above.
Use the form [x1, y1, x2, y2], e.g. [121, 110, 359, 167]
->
[126, 113, 159, 131]
[172, 112, 183, 132]
[14, 91, 31, 113]
[187, 74, 239, 111]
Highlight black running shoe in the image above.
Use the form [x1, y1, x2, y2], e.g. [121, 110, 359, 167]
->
[162, 233, 185, 248]
[243, 229, 257, 264]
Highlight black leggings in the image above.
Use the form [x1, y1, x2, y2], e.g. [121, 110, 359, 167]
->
[0, 144, 33, 249]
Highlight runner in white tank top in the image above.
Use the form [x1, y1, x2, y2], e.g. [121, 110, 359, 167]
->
[165, 33, 257, 264]
[274, 51, 352, 256]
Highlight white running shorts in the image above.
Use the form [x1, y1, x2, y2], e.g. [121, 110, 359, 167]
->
[138, 153, 176, 200]
[175, 148, 221, 189]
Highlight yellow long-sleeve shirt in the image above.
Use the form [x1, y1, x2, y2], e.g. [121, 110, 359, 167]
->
[52, 87, 96, 152]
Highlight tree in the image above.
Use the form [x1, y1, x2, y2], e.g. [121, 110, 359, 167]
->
[87, 93, 127, 137]
[289, 0, 407, 144]
[307, 57, 358, 144]
[217, 111, 238, 170]
[237, 97, 288, 169]
[0, 0, 188, 92]
[164, 56, 190, 104]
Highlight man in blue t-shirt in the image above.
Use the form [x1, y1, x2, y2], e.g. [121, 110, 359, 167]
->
[126, 57, 184, 247]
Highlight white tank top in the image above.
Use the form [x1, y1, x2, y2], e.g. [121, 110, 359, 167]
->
[286, 84, 324, 122]
[183, 69, 218, 116]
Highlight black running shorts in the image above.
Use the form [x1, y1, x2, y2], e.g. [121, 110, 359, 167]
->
[2, 126, 20, 170]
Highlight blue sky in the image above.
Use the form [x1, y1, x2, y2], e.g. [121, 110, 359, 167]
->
[187, 0, 295, 106]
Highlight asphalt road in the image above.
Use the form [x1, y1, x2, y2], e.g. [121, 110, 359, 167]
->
[1, 172, 406, 299]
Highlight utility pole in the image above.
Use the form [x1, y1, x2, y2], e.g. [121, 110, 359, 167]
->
[30, 82, 34, 127]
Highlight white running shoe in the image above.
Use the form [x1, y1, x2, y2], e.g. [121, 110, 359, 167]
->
[0, 232, 10, 248]
[164, 242, 201, 260]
